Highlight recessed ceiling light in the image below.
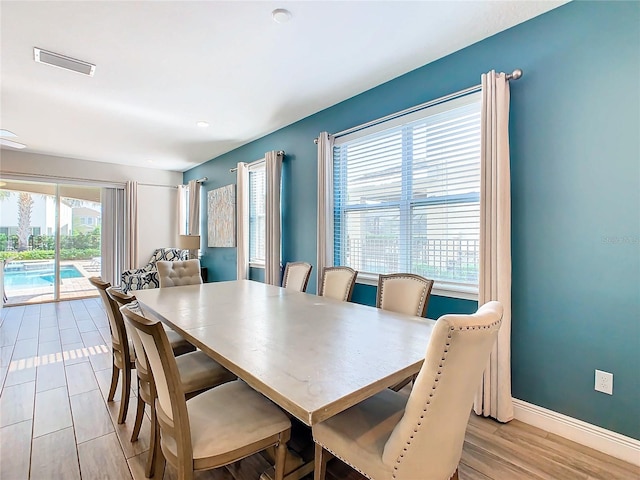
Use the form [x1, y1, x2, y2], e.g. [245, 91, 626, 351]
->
[272, 8, 292, 24]
[196, 121, 210, 128]
[34, 47, 95, 76]
[0, 138, 27, 149]
[0, 130, 17, 138]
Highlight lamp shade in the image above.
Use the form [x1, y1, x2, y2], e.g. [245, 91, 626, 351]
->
[178, 235, 200, 250]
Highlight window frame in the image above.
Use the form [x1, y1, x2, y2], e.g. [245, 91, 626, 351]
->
[330, 92, 482, 300]
[248, 160, 266, 268]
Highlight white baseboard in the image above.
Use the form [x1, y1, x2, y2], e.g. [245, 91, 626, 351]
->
[512, 398, 640, 467]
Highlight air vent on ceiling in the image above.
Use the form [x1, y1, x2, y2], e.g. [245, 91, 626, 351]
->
[34, 47, 95, 76]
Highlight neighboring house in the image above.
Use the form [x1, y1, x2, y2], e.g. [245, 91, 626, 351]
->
[72, 205, 101, 234]
[0, 193, 72, 240]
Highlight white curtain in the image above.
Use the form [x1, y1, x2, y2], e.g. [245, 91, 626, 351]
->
[101, 187, 126, 286]
[236, 162, 250, 280]
[188, 179, 200, 236]
[177, 184, 187, 236]
[125, 181, 138, 269]
[316, 132, 335, 290]
[265, 151, 283, 286]
[474, 71, 514, 423]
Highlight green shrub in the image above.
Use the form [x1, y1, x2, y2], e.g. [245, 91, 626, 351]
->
[0, 248, 100, 261]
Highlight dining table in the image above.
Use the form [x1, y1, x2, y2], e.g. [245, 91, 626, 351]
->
[134, 279, 436, 478]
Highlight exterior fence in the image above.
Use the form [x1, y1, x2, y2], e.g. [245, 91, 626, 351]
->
[346, 237, 479, 283]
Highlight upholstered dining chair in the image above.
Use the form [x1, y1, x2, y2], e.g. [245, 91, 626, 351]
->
[312, 301, 503, 480]
[377, 273, 435, 391]
[157, 259, 203, 288]
[376, 273, 435, 317]
[318, 266, 358, 302]
[121, 247, 189, 292]
[112, 295, 236, 478]
[121, 304, 292, 480]
[282, 262, 313, 292]
[90, 277, 196, 424]
[88, 276, 136, 424]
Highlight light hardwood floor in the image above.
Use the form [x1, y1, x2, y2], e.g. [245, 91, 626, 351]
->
[1, 298, 638, 480]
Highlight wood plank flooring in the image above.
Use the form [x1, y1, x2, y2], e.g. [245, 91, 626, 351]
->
[1, 298, 638, 480]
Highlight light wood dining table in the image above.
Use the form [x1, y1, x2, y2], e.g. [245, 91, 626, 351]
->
[134, 279, 436, 478]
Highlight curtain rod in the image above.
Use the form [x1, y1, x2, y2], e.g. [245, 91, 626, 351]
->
[314, 68, 523, 144]
[175, 176, 208, 188]
[229, 150, 284, 173]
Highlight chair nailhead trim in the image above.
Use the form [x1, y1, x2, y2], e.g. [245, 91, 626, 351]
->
[392, 319, 502, 478]
[317, 442, 375, 480]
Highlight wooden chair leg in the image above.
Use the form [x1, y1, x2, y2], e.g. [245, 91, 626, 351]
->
[107, 361, 119, 402]
[130, 390, 145, 442]
[117, 365, 131, 424]
[146, 406, 158, 478]
[314, 443, 331, 480]
[273, 438, 288, 480]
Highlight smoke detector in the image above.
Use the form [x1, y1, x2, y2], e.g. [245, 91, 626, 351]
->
[34, 47, 96, 76]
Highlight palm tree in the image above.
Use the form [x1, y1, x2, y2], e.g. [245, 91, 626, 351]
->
[16, 192, 34, 251]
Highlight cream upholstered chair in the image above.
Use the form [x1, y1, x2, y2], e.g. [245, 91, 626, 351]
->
[89, 276, 136, 424]
[121, 304, 292, 480]
[157, 259, 203, 288]
[318, 266, 358, 302]
[377, 273, 435, 391]
[112, 295, 236, 478]
[376, 273, 435, 317]
[312, 301, 503, 480]
[121, 247, 188, 292]
[282, 262, 312, 292]
[90, 277, 195, 424]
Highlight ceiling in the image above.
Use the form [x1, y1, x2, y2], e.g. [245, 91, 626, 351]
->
[0, 1, 566, 173]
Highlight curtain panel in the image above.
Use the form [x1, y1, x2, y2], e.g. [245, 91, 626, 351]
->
[474, 70, 514, 423]
[101, 187, 126, 286]
[177, 184, 187, 236]
[316, 132, 335, 289]
[236, 162, 250, 280]
[125, 180, 138, 270]
[188, 179, 200, 236]
[265, 151, 283, 286]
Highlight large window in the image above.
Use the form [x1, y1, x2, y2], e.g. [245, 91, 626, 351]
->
[249, 163, 266, 264]
[332, 92, 481, 292]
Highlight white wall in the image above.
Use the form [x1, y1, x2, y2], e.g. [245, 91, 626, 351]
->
[1, 150, 183, 268]
[137, 184, 179, 266]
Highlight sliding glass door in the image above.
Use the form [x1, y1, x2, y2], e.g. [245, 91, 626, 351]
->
[0, 179, 102, 305]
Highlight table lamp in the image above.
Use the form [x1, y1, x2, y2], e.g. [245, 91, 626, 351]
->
[178, 234, 200, 260]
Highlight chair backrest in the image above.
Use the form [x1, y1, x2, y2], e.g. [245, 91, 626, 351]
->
[382, 301, 503, 480]
[120, 304, 193, 457]
[319, 266, 357, 302]
[282, 262, 312, 292]
[157, 259, 202, 288]
[88, 276, 127, 349]
[107, 287, 147, 372]
[376, 273, 434, 317]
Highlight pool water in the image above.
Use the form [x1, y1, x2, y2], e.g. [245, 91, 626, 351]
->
[4, 265, 84, 288]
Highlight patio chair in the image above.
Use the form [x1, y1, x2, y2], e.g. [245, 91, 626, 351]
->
[120, 248, 188, 293]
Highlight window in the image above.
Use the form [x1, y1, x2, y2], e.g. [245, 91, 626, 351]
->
[249, 163, 266, 265]
[332, 92, 481, 293]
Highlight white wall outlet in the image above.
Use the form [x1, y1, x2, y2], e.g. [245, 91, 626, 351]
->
[595, 370, 613, 395]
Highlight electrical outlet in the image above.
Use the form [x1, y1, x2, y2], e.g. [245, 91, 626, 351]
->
[595, 370, 613, 395]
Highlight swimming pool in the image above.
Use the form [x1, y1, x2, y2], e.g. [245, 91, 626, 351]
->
[4, 265, 84, 288]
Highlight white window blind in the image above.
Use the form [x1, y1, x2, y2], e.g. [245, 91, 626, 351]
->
[249, 163, 266, 264]
[333, 92, 481, 289]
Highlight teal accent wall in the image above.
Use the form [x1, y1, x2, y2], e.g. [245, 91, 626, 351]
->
[186, 1, 640, 439]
